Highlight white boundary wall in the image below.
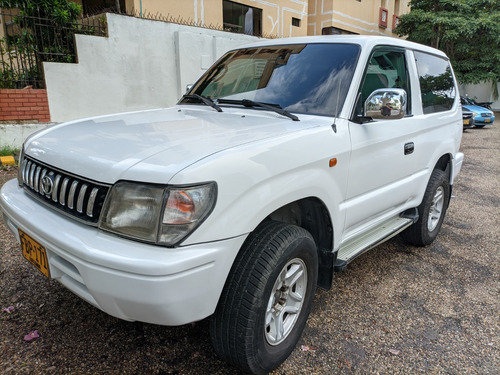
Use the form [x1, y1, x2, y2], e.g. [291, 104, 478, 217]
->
[459, 82, 500, 111]
[44, 13, 260, 122]
[0, 123, 52, 148]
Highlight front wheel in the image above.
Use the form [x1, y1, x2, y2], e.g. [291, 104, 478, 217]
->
[210, 221, 318, 375]
[401, 169, 450, 246]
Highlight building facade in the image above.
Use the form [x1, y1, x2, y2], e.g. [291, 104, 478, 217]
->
[73, 0, 410, 38]
[122, 0, 310, 38]
[1, 1, 410, 39]
[309, 0, 409, 36]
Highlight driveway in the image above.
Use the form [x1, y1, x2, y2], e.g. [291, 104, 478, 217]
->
[1, 120, 499, 374]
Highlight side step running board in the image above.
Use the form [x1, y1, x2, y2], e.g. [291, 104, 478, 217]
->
[335, 209, 418, 270]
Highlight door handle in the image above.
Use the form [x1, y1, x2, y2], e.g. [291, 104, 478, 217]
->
[404, 142, 414, 155]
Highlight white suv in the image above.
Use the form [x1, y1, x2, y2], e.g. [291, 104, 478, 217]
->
[1, 36, 463, 374]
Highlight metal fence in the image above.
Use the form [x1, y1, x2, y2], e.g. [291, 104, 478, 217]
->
[0, 8, 107, 89]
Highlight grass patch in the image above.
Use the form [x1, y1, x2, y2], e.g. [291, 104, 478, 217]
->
[0, 146, 19, 157]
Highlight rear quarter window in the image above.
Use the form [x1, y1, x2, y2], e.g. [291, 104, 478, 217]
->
[414, 51, 456, 114]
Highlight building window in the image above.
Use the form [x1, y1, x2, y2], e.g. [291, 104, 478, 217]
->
[379, 7, 388, 28]
[223, 0, 262, 36]
[393, 15, 400, 29]
[292, 17, 301, 27]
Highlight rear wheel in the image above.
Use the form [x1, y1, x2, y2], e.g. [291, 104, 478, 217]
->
[401, 169, 450, 246]
[210, 221, 318, 375]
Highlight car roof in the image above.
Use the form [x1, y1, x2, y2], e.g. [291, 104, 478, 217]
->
[237, 35, 449, 60]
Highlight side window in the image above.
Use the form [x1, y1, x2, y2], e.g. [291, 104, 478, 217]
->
[358, 49, 410, 116]
[414, 52, 455, 114]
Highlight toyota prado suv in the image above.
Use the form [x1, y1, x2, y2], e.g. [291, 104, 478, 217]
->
[1, 36, 463, 374]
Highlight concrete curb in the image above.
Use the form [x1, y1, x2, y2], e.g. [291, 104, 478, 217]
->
[0, 155, 16, 165]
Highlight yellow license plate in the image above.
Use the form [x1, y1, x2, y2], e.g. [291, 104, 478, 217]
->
[463, 120, 470, 125]
[19, 229, 50, 278]
[485, 119, 491, 123]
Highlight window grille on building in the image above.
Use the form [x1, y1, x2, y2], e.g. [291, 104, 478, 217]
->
[223, 0, 262, 36]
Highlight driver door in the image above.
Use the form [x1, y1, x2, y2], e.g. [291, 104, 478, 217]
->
[343, 47, 421, 240]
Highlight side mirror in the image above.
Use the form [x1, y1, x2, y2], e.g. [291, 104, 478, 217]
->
[364, 88, 407, 120]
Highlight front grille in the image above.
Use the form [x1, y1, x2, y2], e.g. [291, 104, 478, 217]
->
[20, 156, 110, 225]
[481, 113, 492, 117]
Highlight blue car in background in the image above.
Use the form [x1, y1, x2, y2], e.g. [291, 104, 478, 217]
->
[461, 97, 495, 128]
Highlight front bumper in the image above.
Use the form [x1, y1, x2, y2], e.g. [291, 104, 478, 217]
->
[1, 179, 245, 326]
[474, 115, 495, 125]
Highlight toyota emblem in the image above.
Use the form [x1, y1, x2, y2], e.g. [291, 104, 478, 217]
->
[41, 174, 54, 196]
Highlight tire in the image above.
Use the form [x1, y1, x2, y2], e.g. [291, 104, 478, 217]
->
[401, 169, 450, 246]
[210, 221, 318, 375]
[475, 125, 485, 128]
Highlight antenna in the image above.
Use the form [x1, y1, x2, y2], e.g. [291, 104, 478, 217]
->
[332, 79, 342, 133]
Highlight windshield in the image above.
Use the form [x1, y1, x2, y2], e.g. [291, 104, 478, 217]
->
[183, 43, 360, 117]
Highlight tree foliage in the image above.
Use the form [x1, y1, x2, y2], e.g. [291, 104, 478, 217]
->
[0, 0, 82, 23]
[0, 0, 83, 62]
[395, 0, 500, 87]
[0, 0, 85, 88]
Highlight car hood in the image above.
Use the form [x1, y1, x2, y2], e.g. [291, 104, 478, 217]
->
[462, 105, 492, 114]
[24, 106, 324, 184]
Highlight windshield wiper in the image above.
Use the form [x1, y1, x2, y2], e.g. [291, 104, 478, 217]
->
[219, 98, 299, 121]
[182, 94, 223, 112]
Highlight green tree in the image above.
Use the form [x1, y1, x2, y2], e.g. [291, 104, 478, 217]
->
[395, 0, 500, 96]
[0, 0, 86, 87]
[0, 0, 82, 23]
[0, 0, 83, 61]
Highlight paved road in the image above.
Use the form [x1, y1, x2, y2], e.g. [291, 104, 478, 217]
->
[1, 119, 498, 374]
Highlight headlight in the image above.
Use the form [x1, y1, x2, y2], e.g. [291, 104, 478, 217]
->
[99, 181, 217, 246]
[472, 111, 478, 116]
